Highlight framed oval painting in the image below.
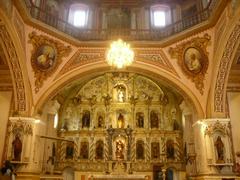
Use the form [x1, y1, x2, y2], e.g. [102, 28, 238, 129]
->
[34, 44, 57, 71]
[183, 47, 204, 74]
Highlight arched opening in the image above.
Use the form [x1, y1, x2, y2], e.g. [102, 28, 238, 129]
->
[35, 70, 200, 178]
[0, 45, 13, 165]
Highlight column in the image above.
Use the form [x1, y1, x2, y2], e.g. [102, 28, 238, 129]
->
[107, 127, 114, 160]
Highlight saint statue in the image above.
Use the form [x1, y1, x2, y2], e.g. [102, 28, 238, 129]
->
[82, 111, 90, 128]
[97, 115, 104, 128]
[66, 142, 74, 159]
[137, 113, 144, 128]
[12, 134, 22, 161]
[215, 136, 224, 162]
[166, 140, 175, 159]
[95, 141, 104, 159]
[150, 111, 159, 128]
[136, 142, 144, 159]
[117, 113, 124, 128]
[80, 142, 89, 159]
[115, 140, 124, 160]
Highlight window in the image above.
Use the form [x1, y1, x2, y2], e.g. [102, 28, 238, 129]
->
[68, 4, 89, 28]
[153, 11, 166, 27]
[151, 5, 171, 28]
[54, 113, 58, 128]
[73, 10, 86, 27]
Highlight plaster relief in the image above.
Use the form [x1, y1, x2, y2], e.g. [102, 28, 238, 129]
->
[28, 32, 71, 93]
[169, 34, 210, 94]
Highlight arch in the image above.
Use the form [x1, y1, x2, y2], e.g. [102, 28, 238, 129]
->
[211, 24, 240, 117]
[34, 62, 204, 120]
[0, 9, 32, 115]
[166, 168, 174, 180]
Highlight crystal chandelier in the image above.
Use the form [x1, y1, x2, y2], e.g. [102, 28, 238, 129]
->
[106, 39, 134, 69]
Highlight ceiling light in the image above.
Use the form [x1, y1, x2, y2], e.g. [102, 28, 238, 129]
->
[106, 39, 134, 69]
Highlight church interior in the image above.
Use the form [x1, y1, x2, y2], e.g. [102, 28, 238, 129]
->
[0, 0, 240, 179]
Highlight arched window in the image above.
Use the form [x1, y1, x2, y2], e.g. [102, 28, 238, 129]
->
[150, 5, 171, 28]
[68, 4, 89, 27]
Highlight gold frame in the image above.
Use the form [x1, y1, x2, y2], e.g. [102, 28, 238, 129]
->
[28, 32, 71, 93]
[169, 34, 210, 94]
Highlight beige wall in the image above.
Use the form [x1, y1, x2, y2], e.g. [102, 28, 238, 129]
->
[0, 91, 12, 165]
[228, 92, 240, 155]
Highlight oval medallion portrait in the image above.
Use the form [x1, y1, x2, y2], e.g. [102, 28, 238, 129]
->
[184, 47, 203, 74]
[34, 45, 56, 71]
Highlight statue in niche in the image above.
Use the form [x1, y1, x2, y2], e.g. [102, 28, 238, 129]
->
[136, 112, 144, 128]
[82, 111, 90, 128]
[166, 140, 175, 159]
[215, 136, 224, 162]
[12, 134, 22, 161]
[117, 113, 124, 128]
[116, 85, 126, 102]
[80, 142, 89, 159]
[151, 142, 160, 159]
[66, 142, 74, 159]
[97, 115, 104, 128]
[52, 142, 56, 157]
[235, 152, 240, 173]
[136, 141, 145, 160]
[171, 108, 180, 130]
[115, 140, 124, 160]
[62, 121, 69, 131]
[173, 120, 180, 130]
[150, 111, 159, 128]
[95, 141, 104, 160]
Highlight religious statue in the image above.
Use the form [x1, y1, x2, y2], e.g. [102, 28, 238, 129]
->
[136, 141, 145, 160]
[166, 140, 175, 159]
[117, 113, 124, 128]
[115, 140, 124, 160]
[95, 141, 104, 160]
[215, 136, 224, 162]
[82, 111, 90, 128]
[150, 111, 159, 128]
[151, 142, 160, 159]
[97, 115, 104, 128]
[136, 112, 144, 128]
[116, 85, 126, 102]
[80, 142, 89, 159]
[66, 142, 74, 159]
[12, 134, 22, 161]
[235, 152, 240, 173]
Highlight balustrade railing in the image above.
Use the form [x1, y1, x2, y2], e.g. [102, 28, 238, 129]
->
[23, 0, 218, 41]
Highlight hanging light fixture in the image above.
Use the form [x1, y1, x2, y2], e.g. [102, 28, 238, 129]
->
[106, 39, 134, 69]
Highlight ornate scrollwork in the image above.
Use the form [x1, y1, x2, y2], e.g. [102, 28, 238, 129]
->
[169, 34, 211, 94]
[204, 121, 229, 136]
[28, 32, 71, 93]
[9, 120, 33, 136]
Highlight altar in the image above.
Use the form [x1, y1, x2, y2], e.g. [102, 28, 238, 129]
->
[88, 174, 149, 180]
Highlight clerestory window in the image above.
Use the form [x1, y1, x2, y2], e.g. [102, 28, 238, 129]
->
[68, 4, 89, 28]
[151, 5, 171, 28]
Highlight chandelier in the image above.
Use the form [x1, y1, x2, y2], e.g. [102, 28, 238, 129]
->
[106, 39, 134, 69]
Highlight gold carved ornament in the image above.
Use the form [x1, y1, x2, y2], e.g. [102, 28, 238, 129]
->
[169, 34, 210, 94]
[28, 32, 72, 93]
